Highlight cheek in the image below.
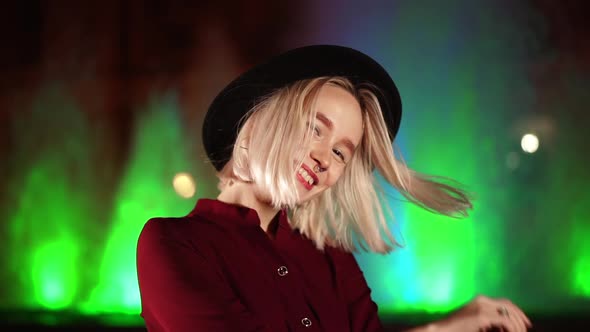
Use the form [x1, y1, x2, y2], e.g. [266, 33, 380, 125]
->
[324, 169, 345, 188]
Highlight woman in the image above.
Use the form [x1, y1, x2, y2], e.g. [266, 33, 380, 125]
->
[136, 45, 532, 331]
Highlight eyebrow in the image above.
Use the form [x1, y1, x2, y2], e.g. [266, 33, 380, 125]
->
[316, 112, 357, 153]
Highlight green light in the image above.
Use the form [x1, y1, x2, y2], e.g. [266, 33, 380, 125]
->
[32, 240, 78, 310]
[570, 194, 590, 297]
[574, 257, 590, 296]
[404, 207, 476, 312]
[7, 83, 91, 312]
[82, 93, 202, 319]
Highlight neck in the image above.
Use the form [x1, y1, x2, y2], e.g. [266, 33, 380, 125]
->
[217, 180, 280, 233]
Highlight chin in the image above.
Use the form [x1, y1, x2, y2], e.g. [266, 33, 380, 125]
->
[297, 189, 323, 205]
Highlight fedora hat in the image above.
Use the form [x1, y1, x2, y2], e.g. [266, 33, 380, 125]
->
[202, 45, 402, 171]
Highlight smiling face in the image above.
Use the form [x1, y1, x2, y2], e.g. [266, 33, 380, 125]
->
[295, 84, 364, 203]
[218, 77, 367, 210]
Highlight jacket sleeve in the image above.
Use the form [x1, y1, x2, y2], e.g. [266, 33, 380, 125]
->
[327, 247, 384, 332]
[136, 218, 269, 332]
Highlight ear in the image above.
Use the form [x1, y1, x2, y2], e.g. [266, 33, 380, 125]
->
[237, 115, 256, 150]
[230, 116, 256, 182]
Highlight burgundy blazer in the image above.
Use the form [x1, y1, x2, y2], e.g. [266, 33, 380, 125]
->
[136, 199, 383, 331]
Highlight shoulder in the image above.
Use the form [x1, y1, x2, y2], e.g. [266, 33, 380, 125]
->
[137, 214, 223, 252]
[139, 216, 189, 240]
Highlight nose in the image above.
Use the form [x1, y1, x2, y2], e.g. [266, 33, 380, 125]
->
[310, 145, 330, 172]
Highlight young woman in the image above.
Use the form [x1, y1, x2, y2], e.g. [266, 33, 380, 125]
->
[136, 45, 532, 332]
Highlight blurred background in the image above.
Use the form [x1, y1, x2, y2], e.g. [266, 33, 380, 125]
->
[1, 0, 589, 331]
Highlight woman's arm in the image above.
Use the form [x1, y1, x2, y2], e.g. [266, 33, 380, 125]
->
[136, 218, 268, 332]
[327, 247, 384, 332]
[326, 247, 531, 332]
[403, 323, 439, 332]
[402, 295, 532, 332]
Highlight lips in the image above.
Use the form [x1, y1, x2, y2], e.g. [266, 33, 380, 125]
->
[297, 164, 319, 190]
[301, 164, 319, 184]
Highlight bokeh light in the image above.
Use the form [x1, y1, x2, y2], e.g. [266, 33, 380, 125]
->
[521, 133, 539, 153]
[173, 172, 196, 198]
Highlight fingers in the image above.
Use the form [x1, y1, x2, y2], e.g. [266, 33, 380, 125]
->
[491, 305, 521, 332]
[500, 299, 532, 328]
[483, 312, 522, 332]
[504, 306, 527, 332]
[443, 295, 532, 332]
[478, 296, 531, 332]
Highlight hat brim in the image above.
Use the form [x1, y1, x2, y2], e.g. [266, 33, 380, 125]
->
[202, 44, 402, 171]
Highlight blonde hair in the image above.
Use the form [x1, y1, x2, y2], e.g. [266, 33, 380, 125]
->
[218, 77, 472, 254]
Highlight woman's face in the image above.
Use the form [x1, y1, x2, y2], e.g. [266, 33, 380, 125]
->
[295, 85, 364, 203]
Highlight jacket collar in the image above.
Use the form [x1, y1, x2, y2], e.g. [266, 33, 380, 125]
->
[188, 198, 291, 231]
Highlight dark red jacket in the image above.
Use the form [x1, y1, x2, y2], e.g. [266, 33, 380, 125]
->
[137, 199, 383, 331]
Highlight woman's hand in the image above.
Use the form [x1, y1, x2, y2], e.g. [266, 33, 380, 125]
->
[430, 295, 532, 332]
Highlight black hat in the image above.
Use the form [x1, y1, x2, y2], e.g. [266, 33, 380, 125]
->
[202, 44, 402, 171]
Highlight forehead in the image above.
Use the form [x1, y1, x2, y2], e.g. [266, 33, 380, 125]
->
[314, 85, 364, 144]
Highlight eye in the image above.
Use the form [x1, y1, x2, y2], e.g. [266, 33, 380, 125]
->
[305, 121, 322, 138]
[313, 125, 321, 137]
[333, 148, 346, 161]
